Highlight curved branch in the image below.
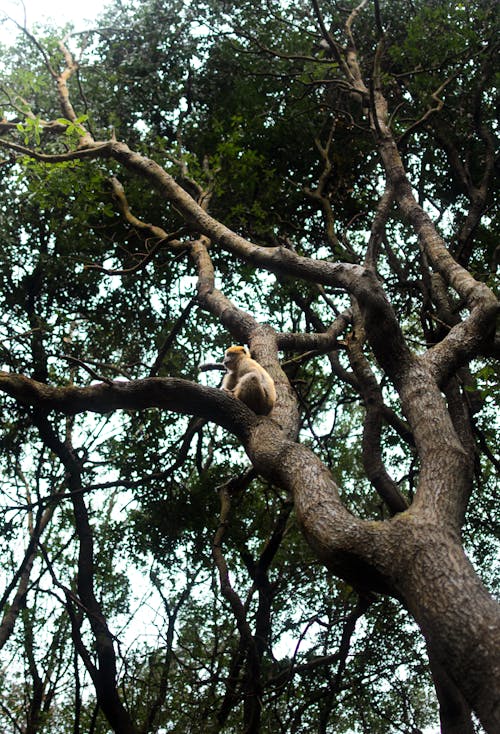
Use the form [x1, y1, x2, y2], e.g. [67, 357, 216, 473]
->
[0, 368, 394, 592]
[346, 330, 409, 515]
[377, 140, 498, 383]
[104, 141, 414, 388]
[0, 125, 413, 391]
[108, 176, 186, 255]
[397, 71, 459, 146]
[0, 370, 257, 442]
[189, 237, 260, 342]
[0, 137, 110, 161]
[277, 309, 351, 353]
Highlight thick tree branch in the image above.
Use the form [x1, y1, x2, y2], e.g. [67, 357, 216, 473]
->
[1, 125, 413, 395]
[105, 141, 414, 388]
[190, 237, 300, 437]
[377, 142, 498, 382]
[331, 16, 498, 383]
[0, 371, 257, 441]
[0, 366, 397, 595]
[277, 309, 351, 353]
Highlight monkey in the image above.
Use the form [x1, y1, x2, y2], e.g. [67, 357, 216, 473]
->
[221, 346, 276, 416]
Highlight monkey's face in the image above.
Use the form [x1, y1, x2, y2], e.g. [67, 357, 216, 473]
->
[223, 353, 240, 369]
[223, 345, 247, 368]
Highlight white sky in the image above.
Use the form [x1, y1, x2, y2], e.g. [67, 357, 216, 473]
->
[0, 0, 106, 30]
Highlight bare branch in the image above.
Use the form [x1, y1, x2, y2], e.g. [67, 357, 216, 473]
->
[397, 71, 460, 145]
[346, 328, 409, 515]
[61, 355, 114, 385]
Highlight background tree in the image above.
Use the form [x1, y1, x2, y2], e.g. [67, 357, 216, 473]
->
[0, 1, 498, 732]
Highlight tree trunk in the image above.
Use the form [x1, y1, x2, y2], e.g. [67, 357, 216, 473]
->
[248, 420, 500, 731]
[388, 517, 500, 733]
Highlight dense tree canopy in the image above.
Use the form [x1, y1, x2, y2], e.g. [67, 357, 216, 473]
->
[0, 1, 498, 732]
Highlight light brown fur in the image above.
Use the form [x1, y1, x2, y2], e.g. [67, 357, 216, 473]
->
[222, 346, 276, 415]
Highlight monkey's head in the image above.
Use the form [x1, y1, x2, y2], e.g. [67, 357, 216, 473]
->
[223, 345, 249, 368]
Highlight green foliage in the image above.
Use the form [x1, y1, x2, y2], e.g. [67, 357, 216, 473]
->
[55, 114, 89, 144]
[16, 116, 43, 145]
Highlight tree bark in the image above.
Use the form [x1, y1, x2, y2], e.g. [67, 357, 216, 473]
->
[244, 419, 500, 732]
[427, 655, 474, 734]
[389, 520, 500, 734]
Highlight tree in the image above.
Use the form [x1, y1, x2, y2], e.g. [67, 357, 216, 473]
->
[0, 1, 498, 732]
